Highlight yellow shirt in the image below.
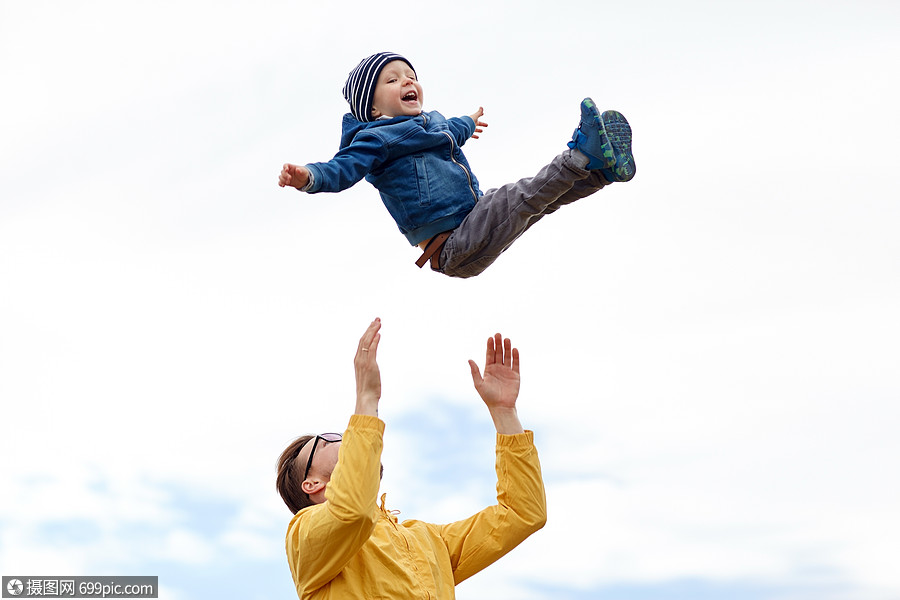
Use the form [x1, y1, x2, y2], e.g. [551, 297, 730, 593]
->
[286, 414, 547, 599]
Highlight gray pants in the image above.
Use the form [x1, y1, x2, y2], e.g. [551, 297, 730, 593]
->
[436, 149, 607, 278]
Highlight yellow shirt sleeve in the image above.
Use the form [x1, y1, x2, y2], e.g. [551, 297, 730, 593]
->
[285, 414, 385, 596]
[437, 430, 547, 584]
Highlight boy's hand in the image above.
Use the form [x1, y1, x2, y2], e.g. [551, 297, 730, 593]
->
[278, 163, 310, 189]
[469, 107, 488, 139]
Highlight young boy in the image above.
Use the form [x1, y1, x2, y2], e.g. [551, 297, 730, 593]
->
[278, 52, 635, 278]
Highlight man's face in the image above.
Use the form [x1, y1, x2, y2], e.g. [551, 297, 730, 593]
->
[370, 60, 423, 119]
[303, 437, 342, 482]
[295, 433, 384, 504]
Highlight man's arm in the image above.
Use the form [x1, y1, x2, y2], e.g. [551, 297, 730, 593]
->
[285, 319, 384, 596]
[437, 334, 547, 583]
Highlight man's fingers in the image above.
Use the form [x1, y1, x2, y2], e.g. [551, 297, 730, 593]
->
[368, 332, 381, 359]
[482, 334, 517, 368]
[468, 359, 483, 386]
[364, 318, 381, 344]
[484, 335, 495, 367]
[357, 318, 382, 355]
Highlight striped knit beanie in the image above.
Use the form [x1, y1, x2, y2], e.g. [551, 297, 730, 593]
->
[342, 52, 416, 122]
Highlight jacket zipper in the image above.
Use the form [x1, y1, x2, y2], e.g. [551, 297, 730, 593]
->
[440, 131, 478, 202]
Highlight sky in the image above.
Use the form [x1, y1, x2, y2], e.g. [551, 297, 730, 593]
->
[1, 1, 899, 599]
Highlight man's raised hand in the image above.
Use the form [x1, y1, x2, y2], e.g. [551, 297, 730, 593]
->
[469, 333, 524, 434]
[354, 318, 382, 416]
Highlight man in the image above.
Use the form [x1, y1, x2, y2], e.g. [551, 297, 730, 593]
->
[275, 318, 547, 599]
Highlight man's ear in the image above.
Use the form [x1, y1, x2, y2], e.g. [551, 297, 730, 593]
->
[302, 478, 325, 496]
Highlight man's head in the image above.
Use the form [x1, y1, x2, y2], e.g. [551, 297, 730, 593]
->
[276, 433, 342, 514]
[343, 52, 421, 122]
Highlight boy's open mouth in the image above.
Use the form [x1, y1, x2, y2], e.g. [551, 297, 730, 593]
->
[402, 91, 418, 102]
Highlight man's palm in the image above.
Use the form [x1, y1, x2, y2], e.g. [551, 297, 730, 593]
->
[478, 363, 520, 409]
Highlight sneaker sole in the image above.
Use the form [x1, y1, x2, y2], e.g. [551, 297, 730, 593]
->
[600, 110, 635, 181]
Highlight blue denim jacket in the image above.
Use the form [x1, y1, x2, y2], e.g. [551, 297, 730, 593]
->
[304, 110, 483, 245]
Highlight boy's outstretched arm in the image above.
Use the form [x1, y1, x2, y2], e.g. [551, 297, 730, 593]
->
[278, 163, 310, 189]
[469, 107, 488, 140]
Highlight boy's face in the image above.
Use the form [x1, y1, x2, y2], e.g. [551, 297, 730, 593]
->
[370, 60, 423, 119]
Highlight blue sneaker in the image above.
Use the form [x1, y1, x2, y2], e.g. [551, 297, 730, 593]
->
[567, 97, 615, 170]
[567, 98, 636, 182]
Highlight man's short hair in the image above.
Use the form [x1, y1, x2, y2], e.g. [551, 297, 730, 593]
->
[276, 435, 316, 514]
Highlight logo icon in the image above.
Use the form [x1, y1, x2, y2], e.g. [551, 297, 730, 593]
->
[7, 579, 24, 596]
